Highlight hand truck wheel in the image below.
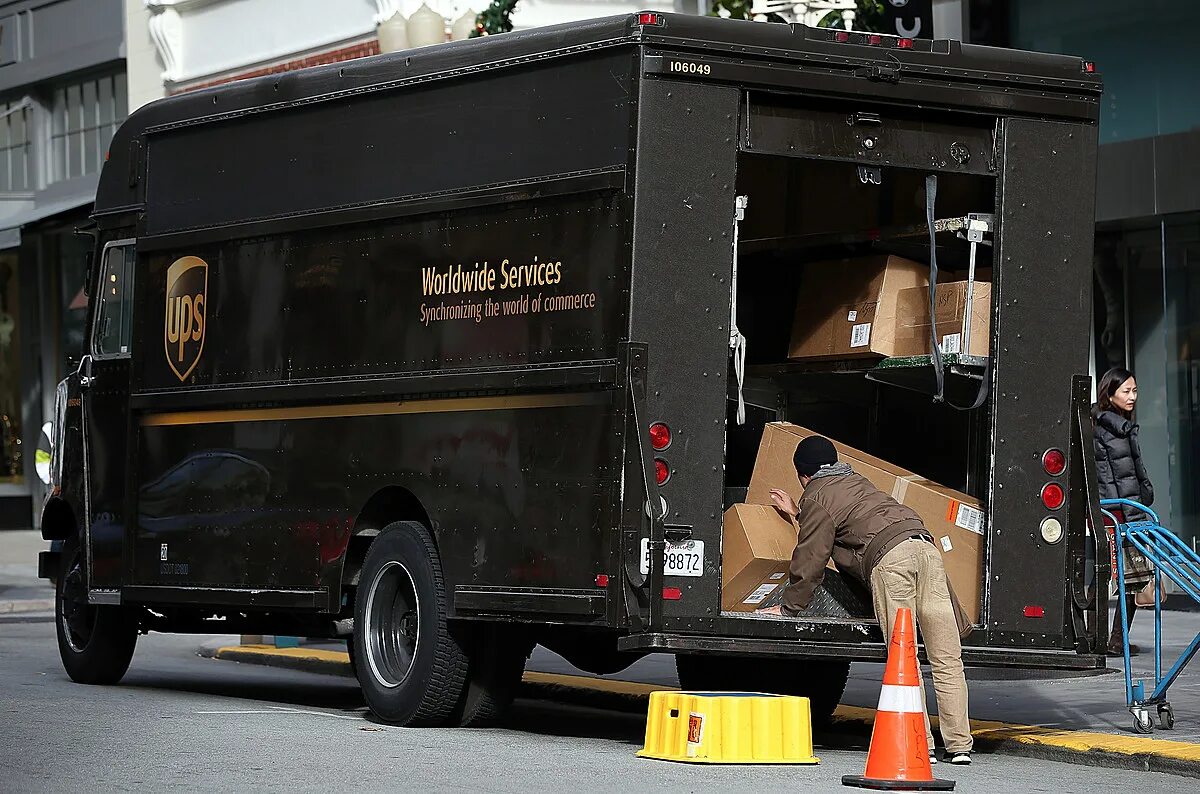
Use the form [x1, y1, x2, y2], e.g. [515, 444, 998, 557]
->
[1158, 703, 1175, 730]
[1133, 708, 1154, 734]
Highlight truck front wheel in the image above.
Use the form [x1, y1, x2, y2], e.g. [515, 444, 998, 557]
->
[353, 521, 468, 726]
[55, 537, 137, 685]
[675, 654, 850, 725]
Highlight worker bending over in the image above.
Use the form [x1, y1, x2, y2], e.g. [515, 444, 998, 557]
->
[757, 435, 973, 765]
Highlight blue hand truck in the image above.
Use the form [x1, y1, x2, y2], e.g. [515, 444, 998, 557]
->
[1100, 498, 1200, 734]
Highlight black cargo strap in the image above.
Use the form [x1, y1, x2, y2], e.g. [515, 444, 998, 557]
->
[924, 174, 990, 411]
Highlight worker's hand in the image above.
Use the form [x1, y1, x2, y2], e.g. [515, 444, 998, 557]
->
[756, 605, 784, 616]
[769, 488, 799, 518]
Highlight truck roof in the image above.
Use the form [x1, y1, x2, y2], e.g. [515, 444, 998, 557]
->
[96, 12, 1101, 220]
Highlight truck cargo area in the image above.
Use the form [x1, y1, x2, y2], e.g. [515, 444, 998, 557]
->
[719, 150, 997, 624]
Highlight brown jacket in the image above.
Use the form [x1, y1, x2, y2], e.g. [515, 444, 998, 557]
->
[780, 471, 927, 615]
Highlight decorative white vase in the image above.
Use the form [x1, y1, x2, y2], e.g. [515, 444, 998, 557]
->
[451, 10, 476, 41]
[407, 3, 446, 48]
[377, 12, 409, 53]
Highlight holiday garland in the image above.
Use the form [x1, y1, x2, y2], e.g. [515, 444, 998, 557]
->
[471, 0, 519, 36]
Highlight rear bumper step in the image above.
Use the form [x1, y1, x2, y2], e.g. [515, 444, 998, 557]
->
[618, 632, 1106, 671]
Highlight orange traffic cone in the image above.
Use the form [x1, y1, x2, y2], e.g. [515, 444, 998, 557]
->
[843, 607, 955, 791]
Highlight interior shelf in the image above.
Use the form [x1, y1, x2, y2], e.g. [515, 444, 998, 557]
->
[744, 354, 988, 405]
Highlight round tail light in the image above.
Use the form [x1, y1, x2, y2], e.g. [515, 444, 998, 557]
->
[1042, 448, 1066, 476]
[649, 422, 671, 451]
[1041, 482, 1065, 511]
[654, 458, 670, 486]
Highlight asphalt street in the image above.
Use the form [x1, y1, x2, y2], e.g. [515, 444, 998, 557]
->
[1, 616, 1193, 793]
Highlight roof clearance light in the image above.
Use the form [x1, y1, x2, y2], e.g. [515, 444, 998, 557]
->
[636, 11, 661, 25]
[1042, 448, 1066, 476]
[649, 422, 672, 451]
[867, 34, 882, 46]
[834, 31, 850, 43]
[1041, 482, 1065, 511]
[897, 38, 914, 49]
[1083, 61, 1097, 73]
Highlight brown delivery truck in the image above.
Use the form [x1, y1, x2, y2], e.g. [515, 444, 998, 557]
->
[39, 12, 1108, 727]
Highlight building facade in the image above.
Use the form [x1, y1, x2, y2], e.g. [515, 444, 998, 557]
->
[125, 0, 684, 109]
[0, 0, 126, 527]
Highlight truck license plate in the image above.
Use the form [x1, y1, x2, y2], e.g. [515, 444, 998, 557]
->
[639, 539, 704, 577]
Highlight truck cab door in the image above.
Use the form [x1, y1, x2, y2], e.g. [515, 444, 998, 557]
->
[80, 240, 136, 597]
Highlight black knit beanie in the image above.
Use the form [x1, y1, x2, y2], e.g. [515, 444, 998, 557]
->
[793, 436, 838, 477]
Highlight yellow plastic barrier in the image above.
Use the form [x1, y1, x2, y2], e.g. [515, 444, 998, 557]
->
[637, 690, 820, 764]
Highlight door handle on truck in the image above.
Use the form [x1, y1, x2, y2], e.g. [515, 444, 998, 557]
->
[77, 354, 94, 388]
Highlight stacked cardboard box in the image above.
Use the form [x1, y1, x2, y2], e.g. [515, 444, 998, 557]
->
[893, 280, 991, 358]
[788, 255, 928, 361]
[721, 422, 984, 625]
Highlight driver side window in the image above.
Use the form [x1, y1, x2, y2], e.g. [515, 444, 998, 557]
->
[93, 243, 135, 357]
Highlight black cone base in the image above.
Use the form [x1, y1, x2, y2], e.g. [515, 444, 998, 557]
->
[842, 774, 956, 791]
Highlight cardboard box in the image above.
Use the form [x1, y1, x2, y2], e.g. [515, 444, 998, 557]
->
[721, 504, 796, 613]
[788, 255, 928, 361]
[745, 423, 984, 625]
[892, 281, 991, 358]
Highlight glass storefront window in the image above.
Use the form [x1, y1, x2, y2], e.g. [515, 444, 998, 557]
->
[1163, 214, 1200, 551]
[0, 252, 20, 483]
[1010, 1, 1200, 144]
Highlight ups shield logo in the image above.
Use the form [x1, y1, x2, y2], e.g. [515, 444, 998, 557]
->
[164, 256, 208, 382]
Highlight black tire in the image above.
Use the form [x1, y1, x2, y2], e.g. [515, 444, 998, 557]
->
[55, 537, 137, 685]
[675, 654, 850, 725]
[457, 623, 533, 727]
[353, 521, 468, 726]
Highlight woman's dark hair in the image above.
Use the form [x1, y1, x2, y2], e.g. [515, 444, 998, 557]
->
[1095, 366, 1136, 419]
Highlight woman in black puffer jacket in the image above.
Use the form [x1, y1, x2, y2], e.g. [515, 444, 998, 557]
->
[1093, 366, 1155, 656]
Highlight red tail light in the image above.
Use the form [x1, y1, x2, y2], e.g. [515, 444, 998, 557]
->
[1041, 482, 1065, 511]
[595, 574, 609, 587]
[1042, 448, 1066, 476]
[663, 587, 682, 600]
[649, 422, 671, 451]
[655, 458, 670, 486]
[1024, 605, 1045, 618]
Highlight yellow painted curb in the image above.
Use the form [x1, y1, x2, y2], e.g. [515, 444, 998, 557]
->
[212, 646, 1200, 767]
[216, 644, 352, 663]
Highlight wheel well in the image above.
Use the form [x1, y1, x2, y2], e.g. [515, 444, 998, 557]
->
[40, 497, 77, 541]
[342, 486, 434, 588]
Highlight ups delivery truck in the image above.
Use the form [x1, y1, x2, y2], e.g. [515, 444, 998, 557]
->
[40, 13, 1109, 727]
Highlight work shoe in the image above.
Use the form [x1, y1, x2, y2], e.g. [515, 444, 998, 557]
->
[945, 751, 971, 765]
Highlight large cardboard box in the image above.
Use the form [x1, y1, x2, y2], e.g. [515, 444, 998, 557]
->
[745, 423, 984, 625]
[892, 281, 991, 358]
[721, 503, 844, 614]
[788, 255, 928, 361]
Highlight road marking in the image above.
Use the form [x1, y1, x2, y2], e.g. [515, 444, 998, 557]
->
[194, 707, 360, 721]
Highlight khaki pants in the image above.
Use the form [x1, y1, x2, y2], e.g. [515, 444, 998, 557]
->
[870, 538, 973, 754]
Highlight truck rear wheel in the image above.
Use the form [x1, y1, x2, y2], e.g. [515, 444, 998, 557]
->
[353, 521, 468, 726]
[55, 537, 137, 685]
[457, 623, 533, 727]
[674, 654, 850, 725]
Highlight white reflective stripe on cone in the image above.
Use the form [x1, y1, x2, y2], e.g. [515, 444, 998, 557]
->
[876, 683, 924, 714]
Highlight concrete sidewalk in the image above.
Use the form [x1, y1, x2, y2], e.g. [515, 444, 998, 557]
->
[198, 611, 1200, 778]
[0, 530, 52, 614]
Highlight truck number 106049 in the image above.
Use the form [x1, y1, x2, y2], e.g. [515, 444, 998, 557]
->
[669, 61, 712, 75]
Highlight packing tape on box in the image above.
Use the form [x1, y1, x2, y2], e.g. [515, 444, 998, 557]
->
[890, 474, 921, 502]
